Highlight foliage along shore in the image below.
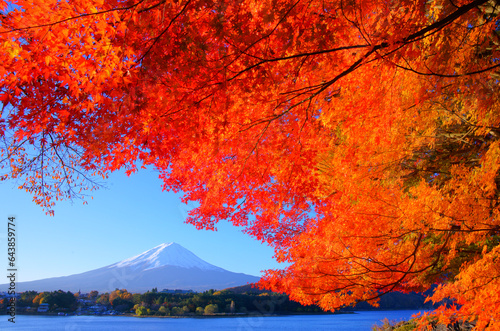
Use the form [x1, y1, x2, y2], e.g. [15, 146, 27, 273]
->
[1, 285, 436, 318]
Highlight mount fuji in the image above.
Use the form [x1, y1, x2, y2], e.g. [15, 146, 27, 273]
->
[0, 243, 260, 293]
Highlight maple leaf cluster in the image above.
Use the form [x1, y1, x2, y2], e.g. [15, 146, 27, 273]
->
[1, 0, 500, 328]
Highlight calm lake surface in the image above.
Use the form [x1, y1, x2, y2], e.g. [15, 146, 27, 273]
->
[1, 311, 425, 330]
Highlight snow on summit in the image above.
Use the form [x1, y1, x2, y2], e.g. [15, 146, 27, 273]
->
[111, 242, 222, 271]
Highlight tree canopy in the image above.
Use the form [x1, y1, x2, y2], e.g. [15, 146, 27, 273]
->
[1, 0, 500, 328]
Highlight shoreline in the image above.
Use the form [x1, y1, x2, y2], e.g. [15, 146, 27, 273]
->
[5, 311, 357, 318]
[2, 309, 431, 319]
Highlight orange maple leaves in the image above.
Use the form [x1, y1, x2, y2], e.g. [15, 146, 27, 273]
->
[1, 0, 500, 328]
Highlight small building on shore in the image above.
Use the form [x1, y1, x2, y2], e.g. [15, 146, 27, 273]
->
[37, 303, 49, 312]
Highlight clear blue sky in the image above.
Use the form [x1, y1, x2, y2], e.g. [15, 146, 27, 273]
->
[0, 167, 284, 283]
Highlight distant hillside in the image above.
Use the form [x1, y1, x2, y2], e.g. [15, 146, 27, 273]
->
[224, 284, 438, 311]
[347, 290, 437, 311]
[223, 283, 272, 295]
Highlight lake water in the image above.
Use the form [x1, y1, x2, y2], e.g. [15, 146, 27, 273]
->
[1, 311, 425, 330]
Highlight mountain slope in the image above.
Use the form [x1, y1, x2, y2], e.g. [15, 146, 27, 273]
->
[0, 243, 259, 293]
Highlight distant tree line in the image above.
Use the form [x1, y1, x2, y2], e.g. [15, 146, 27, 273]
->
[15, 290, 77, 312]
[103, 288, 326, 316]
[1, 287, 437, 315]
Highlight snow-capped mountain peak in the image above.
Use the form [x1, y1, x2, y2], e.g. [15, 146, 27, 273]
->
[0, 242, 260, 292]
[111, 242, 222, 271]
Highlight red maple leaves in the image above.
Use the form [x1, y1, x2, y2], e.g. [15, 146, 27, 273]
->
[1, 0, 500, 328]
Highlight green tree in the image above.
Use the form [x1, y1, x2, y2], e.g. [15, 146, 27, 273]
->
[195, 307, 204, 315]
[204, 304, 218, 315]
[135, 306, 147, 316]
[132, 293, 142, 305]
[158, 306, 169, 316]
[170, 306, 182, 316]
[111, 297, 133, 312]
[44, 290, 77, 310]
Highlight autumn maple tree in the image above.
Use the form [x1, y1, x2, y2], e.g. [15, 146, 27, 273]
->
[1, 0, 500, 328]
